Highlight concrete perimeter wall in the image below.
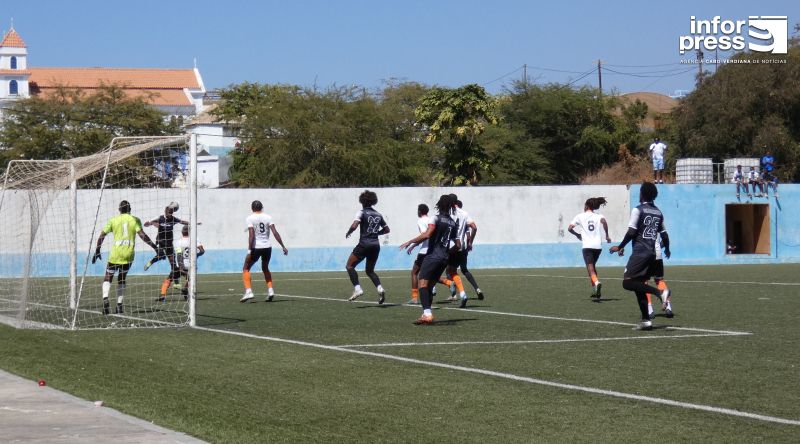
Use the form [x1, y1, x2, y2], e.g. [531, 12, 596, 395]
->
[2, 184, 799, 277]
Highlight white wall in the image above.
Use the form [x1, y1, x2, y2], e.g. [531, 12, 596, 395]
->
[0, 185, 630, 254]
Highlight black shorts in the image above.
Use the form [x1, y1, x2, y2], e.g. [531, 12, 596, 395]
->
[623, 253, 656, 281]
[106, 263, 131, 274]
[419, 254, 449, 283]
[352, 243, 380, 262]
[651, 259, 664, 280]
[582, 248, 601, 266]
[447, 250, 467, 267]
[414, 253, 426, 268]
[247, 248, 273, 267]
[156, 241, 175, 259]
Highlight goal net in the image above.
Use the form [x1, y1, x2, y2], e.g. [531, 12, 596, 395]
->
[0, 136, 197, 329]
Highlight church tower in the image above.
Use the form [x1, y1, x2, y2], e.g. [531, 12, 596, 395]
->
[0, 27, 31, 106]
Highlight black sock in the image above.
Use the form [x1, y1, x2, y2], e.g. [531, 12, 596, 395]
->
[366, 271, 381, 288]
[420, 286, 433, 310]
[635, 291, 650, 320]
[463, 271, 479, 290]
[346, 267, 359, 286]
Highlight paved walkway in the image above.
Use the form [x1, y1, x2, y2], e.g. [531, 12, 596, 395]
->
[0, 370, 206, 443]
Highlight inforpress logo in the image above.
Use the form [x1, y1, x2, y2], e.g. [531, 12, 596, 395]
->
[679, 16, 788, 55]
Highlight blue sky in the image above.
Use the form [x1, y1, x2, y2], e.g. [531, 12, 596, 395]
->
[4, 0, 795, 95]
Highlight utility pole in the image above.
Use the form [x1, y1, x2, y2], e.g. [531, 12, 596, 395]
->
[696, 49, 704, 85]
[597, 60, 602, 96]
[522, 64, 528, 86]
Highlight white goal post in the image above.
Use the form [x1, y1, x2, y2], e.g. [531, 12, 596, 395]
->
[0, 135, 199, 329]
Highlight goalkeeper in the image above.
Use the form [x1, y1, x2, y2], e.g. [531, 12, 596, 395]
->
[93, 200, 158, 315]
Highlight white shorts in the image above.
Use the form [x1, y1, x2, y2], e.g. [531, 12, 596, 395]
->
[652, 157, 664, 171]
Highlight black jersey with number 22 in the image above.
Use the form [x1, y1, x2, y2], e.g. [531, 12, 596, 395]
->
[357, 207, 387, 246]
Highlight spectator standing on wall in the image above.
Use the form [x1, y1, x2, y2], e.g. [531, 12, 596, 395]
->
[761, 148, 775, 173]
[649, 137, 667, 184]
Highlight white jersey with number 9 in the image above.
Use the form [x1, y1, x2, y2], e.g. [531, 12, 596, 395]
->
[246, 212, 274, 249]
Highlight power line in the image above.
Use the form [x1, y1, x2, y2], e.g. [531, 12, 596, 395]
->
[483, 66, 525, 86]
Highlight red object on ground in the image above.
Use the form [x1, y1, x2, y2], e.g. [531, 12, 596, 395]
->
[38, 379, 46, 386]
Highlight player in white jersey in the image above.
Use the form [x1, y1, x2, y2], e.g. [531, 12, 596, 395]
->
[171, 225, 205, 300]
[405, 204, 454, 304]
[568, 197, 611, 298]
[240, 200, 289, 302]
[444, 195, 479, 308]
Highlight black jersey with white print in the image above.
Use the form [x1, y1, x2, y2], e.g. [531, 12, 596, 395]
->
[426, 213, 459, 259]
[355, 207, 387, 246]
[627, 202, 666, 256]
[156, 215, 183, 243]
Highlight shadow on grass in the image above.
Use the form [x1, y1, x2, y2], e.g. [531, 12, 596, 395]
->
[425, 318, 479, 326]
[591, 298, 622, 303]
[194, 314, 247, 326]
[356, 303, 402, 309]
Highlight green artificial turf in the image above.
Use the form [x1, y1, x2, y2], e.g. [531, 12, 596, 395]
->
[1, 264, 798, 443]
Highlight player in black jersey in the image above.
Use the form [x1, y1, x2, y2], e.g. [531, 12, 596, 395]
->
[346, 190, 390, 304]
[610, 182, 671, 330]
[400, 194, 461, 325]
[143, 203, 194, 290]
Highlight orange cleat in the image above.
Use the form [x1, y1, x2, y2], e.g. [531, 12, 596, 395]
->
[414, 314, 434, 325]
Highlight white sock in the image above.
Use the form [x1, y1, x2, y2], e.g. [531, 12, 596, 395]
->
[354, 284, 363, 293]
[102, 281, 111, 300]
[116, 284, 126, 304]
[665, 301, 672, 311]
[423, 309, 432, 317]
[460, 291, 467, 299]
[647, 304, 653, 315]
[268, 287, 275, 296]
[377, 284, 385, 293]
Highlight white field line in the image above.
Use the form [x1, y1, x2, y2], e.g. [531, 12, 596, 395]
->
[0, 296, 184, 328]
[194, 325, 799, 426]
[194, 274, 800, 286]
[338, 332, 750, 348]
[202, 291, 752, 336]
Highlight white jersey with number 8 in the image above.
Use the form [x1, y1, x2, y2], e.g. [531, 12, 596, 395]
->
[571, 211, 606, 249]
[247, 212, 274, 249]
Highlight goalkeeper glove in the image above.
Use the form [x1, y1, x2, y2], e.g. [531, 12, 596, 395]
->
[92, 250, 102, 264]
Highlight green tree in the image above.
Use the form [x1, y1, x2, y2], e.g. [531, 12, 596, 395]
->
[498, 82, 627, 183]
[213, 83, 432, 187]
[414, 84, 498, 185]
[0, 85, 179, 168]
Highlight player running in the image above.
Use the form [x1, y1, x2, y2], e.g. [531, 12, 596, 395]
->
[93, 200, 158, 315]
[240, 200, 289, 302]
[405, 204, 454, 305]
[400, 194, 460, 325]
[610, 182, 671, 330]
[346, 190, 390, 303]
[645, 234, 672, 319]
[568, 197, 611, 298]
[159, 225, 205, 301]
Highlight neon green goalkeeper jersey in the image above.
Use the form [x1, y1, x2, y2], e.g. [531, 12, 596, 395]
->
[102, 214, 143, 265]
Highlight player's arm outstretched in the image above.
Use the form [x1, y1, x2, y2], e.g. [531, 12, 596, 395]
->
[610, 227, 637, 256]
[137, 229, 159, 252]
[270, 225, 289, 255]
[400, 223, 434, 252]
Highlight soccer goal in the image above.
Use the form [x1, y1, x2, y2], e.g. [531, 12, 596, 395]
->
[0, 136, 199, 329]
